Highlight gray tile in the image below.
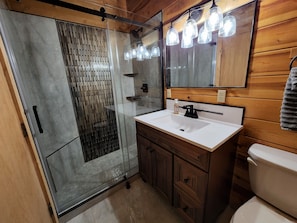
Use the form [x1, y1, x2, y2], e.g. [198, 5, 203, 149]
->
[66, 178, 185, 223]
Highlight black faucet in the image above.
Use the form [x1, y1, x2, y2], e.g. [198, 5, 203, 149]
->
[180, 105, 198, 119]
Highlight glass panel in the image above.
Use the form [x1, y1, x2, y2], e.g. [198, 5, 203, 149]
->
[106, 12, 164, 174]
[167, 32, 217, 88]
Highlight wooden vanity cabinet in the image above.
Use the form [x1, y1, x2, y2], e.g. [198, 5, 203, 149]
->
[136, 122, 238, 223]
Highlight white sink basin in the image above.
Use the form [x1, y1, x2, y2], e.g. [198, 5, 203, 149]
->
[151, 114, 209, 133]
[134, 109, 243, 152]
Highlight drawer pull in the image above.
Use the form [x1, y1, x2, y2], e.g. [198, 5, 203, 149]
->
[197, 155, 200, 161]
[183, 178, 190, 183]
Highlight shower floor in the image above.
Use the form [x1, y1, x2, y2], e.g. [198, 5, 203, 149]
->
[55, 144, 138, 214]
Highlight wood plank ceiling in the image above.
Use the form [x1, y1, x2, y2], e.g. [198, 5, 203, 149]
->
[4, 0, 175, 31]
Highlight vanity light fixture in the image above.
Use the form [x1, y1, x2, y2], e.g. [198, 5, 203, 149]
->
[124, 43, 160, 61]
[166, 0, 237, 49]
[206, 0, 223, 32]
[166, 22, 180, 46]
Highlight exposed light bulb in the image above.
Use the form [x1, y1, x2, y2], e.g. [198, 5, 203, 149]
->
[143, 48, 151, 59]
[130, 48, 137, 58]
[183, 18, 198, 39]
[124, 51, 131, 60]
[206, 0, 223, 31]
[218, 14, 236, 37]
[198, 24, 212, 44]
[181, 34, 193, 48]
[136, 44, 146, 61]
[166, 24, 180, 46]
[151, 45, 160, 57]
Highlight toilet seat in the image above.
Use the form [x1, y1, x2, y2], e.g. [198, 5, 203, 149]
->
[231, 196, 297, 223]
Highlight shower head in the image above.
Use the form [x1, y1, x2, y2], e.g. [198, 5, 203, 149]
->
[131, 30, 139, 39]
[130, 27, 143, 39]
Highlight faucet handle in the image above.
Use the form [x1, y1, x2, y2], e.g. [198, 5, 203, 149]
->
[192, 109, 199, 119]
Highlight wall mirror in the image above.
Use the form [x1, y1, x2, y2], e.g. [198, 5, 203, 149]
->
[165, 0, 257, 88]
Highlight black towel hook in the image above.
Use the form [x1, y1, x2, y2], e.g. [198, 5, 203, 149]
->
[289, 55, 297, 69]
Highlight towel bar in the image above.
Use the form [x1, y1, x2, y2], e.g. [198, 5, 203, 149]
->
[289, 55, 297, 69]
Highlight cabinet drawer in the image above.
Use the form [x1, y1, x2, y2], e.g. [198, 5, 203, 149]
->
[136, 122, 175, 152]
[136, 122, 209, 172]
[174, 156, 207, 205]
[174, 187, 204, 223]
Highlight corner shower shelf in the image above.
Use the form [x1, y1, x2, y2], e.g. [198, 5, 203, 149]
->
[126, 96, 141, 101]
[123, 73, 138, 77]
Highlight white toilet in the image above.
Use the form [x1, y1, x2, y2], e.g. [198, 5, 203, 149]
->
[231, 143, 297, 223]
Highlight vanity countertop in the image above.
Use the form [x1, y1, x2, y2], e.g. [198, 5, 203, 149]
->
[134, 109, 243, 152]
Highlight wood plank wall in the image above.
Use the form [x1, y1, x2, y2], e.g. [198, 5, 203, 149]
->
[168, 0, 297, 208]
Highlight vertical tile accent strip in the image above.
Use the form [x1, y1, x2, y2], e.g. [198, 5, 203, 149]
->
[56, 21, 119, 162]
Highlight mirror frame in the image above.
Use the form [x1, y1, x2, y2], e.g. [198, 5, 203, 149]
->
[165, 0, 258, 88]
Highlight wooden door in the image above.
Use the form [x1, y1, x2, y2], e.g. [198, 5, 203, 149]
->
[0, 38, 55, 223]
[152, 143, 173, 203]
[137, 134, 153, 184]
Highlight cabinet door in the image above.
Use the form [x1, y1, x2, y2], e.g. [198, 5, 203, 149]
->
[152, 143, 173, 203]
[137, 134, 153, 184]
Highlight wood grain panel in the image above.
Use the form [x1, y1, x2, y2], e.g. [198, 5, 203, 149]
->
[258, 0, 297, 28]
[250, 49, 291, 74]
[126, 0, 166, 20]
[227, 98, 282, 123]
[254, 17, 297, 53]
[243, 118, 297, 149]
[5, 0, 131, 31]
[171, 74, 287, 100]
[0, 37, 56, 223]
[162, 0, 206, 24]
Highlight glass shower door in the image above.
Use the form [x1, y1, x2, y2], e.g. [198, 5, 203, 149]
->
[0, 7, 163, 216]
[0, 10, 128, 215]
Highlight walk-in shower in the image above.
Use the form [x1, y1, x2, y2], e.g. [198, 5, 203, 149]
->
[0, 7, 163, 216]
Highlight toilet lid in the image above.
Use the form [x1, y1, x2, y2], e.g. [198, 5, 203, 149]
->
[231, 196, 297, 223]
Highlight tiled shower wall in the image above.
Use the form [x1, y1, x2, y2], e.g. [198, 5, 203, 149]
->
[57, 22, 119, 162]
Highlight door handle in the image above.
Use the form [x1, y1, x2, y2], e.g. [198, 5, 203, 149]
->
[33, 105, 43, 133]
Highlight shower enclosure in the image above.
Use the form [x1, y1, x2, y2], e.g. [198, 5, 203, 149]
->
[0, 8, 163, 215]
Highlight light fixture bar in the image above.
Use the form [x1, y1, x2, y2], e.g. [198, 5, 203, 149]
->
[38, 0, 155, 28]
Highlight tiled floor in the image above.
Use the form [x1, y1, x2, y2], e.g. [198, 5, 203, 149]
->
[55, 144, 138, 212]
[64, 177, 234, 223]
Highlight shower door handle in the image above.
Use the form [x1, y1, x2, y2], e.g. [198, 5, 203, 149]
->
[33, 105, 44, 133]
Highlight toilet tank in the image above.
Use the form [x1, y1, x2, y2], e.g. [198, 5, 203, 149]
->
[248, 143, 297, 219]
